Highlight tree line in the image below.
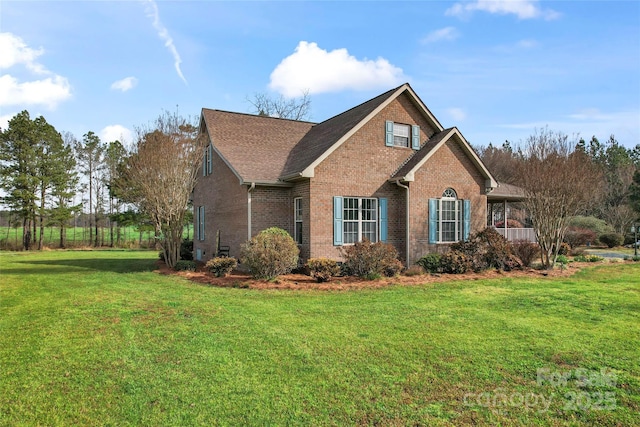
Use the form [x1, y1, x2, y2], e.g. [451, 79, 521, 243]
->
[0, 110, 205, 267]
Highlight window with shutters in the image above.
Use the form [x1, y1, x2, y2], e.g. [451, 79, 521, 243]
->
[385, 121, 421, 149]
[196, 206, 205, 241]
[202, 144, 212, 176]
[429, 188, 471, 244]
[334, 197, 387, 245]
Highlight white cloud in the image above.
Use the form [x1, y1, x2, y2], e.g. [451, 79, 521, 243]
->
[269, 41, 406, 98]
[0, 74, 71, 109]
[144, 0, 187, 85]
[0, 112, 17, 130]
[111, 76, 138, 92]
[0, 32, 72, 109]
[447, 108, 467, 121]
[446, 0, 560, 20]
[101, 124, 133, 143]
[0, 32, 46, 73]
[421, 27, 460, 44]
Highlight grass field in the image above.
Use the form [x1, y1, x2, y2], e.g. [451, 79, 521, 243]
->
[1, 250, 639, 426]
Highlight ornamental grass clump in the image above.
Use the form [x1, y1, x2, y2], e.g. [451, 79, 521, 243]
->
[240, 227, 299, 280]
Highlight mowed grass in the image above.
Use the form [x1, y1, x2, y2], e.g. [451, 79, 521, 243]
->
[0, 251, 638, 426]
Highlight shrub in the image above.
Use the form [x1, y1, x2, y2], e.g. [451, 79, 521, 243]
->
[564, 227, 597, 248]
[206, 257, 238, 277]
[417, 253, 441, 273]
[512, 240, 540, 268]
[307, 258, 341, 282]
[174, 260, 196, 271]
[340, 239, 402, 278]
[240, 227, 299, 279]
[556, 254, 569, 266]
[180, 239, 194, 261]
[599, 233, 624, 248]
[494, 219, 524, 228]
[451, 227, 522, 272]
[439, 250, 472, 274]
[573, 254, 603, 263]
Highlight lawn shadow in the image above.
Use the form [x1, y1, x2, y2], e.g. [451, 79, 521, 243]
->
[8, 257, 157, 275]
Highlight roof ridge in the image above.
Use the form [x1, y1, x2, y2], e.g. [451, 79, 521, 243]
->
[201, 108, 317, 125]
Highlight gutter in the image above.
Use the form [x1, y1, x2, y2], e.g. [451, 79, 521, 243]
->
[393, 179, 411, 267]
[247, 182, 255, 240]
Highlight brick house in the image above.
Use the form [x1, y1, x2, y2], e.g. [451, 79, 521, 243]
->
[192, 83, 498, 266]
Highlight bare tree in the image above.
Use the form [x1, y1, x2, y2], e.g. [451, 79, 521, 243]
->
[120, 111, 206, 268]
[514, 128, 602, 269]
[247, 90, 311, 121]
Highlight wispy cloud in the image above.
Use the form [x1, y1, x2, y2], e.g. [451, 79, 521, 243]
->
[143, 0, 187, 85]
[446, 107, 467, 121]
[269, 41, 406, 98]
[421, 27, 460, 44]
[446, 0, 560, 20]
[111, 76, 138, 92]
[0, 32, 71, 109]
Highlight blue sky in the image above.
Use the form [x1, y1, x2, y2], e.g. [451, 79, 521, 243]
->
[1, 0, 639, 149]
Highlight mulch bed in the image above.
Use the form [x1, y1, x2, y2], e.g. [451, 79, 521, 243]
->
[156, 260, 598, 291]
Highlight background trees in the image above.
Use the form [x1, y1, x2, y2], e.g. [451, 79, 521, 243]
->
[247, 90, 311, 121]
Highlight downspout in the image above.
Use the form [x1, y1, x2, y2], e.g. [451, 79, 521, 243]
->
[394, 180, 411, 267]
[247, 182, 255, 241]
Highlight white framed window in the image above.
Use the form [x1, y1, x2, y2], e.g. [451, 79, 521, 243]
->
[294, 197, 302, 245]
[393, 123, 410, 147]
[343, 197, 378, 244]
[429, 188, 471, 244]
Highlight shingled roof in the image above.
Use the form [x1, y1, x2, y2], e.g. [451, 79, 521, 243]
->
[200, 83, 494, 186]
[200, 109, 314, 184]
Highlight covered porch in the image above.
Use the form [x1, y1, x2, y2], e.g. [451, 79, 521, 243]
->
[487, 183, 537, 243]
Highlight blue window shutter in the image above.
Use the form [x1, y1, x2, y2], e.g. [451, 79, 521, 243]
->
[385, 121, 394, 146]
[333, 196, 343, 246]
[411, 125, 420, 150]
[463, 199, 471, 241]
[429, 198, 438, 244]
[195, 206, 199, 240]
[207, 144, 212, 174]
[202, 149, 207, 176]
[379, 198, 388, 242]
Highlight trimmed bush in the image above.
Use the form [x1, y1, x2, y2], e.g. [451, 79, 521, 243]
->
[340, 239, 402, 278]
[417, 253, 441, 273]
[568, 216, 613, 237]
[174, 260, 196, 271]
[599, 232, 624, 248]
[440, 250, 472, 274]
[206, 257, 238, 277]
[240, 227, 299, 280]
[512, 240, 540, 268]
[307, 258, 340, 282]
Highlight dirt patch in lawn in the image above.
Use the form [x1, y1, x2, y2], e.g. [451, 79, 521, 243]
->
[156, 261, 600, 291]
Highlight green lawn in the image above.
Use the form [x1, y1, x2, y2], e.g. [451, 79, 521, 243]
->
[1, 250, 638, 426]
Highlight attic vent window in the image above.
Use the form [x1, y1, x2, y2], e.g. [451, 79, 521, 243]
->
[393, 123, 410, 147]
